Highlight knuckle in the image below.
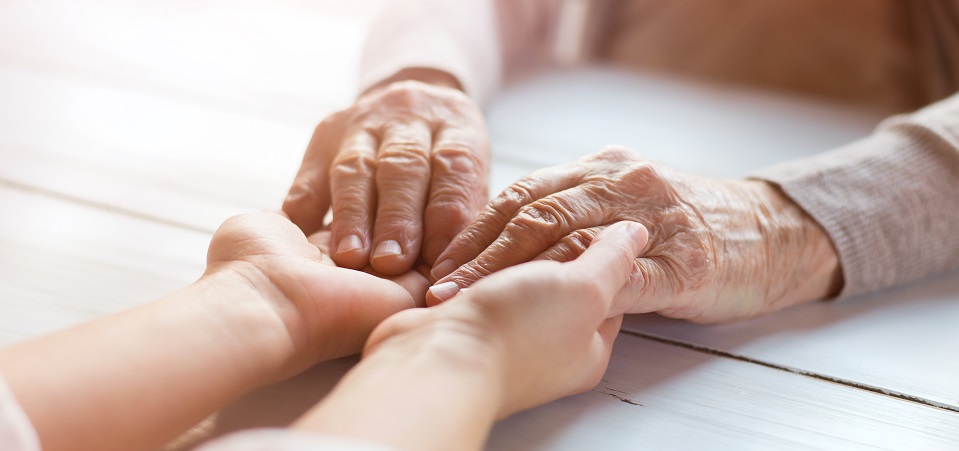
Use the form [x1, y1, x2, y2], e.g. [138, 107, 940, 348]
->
[331, 151, 377, 180]
[622, 161, 669, 186]
[378, 81, 426, 105]
[378, 144, 431, 168]
[545, 229, 594, 262]
[487, 181, 539, 218]
[449, 261, 495, 286]
[432, 144, 485, 174]
[592, 145, 638, 162]
[564, 229, 595, 252]
[623, 260, 647, 292]
[425, 198, 476, 228]
[510, 199, 574, 238]
[286, 175, 323, 203]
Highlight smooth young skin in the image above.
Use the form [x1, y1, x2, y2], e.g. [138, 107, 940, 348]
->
[0, 214, 646, 451]
[283, 68, 490, 276]
[0, 212, 427, 451]
[295, 221, 649, 451]
[430, 147, 844, 323]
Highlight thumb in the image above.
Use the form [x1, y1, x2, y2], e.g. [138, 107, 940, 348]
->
[564, 221, 648, 304]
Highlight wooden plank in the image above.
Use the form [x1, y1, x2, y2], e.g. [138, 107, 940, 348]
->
[176, 333, 959, 450]
[0, 186, 955, 450]
[0, 63, 541, 234]
[2, 2, 956, 445]
[0, 186, 208, 345]
[0, 0, 382, 123]
[0, 66, 310, 232]
[621, 271, 959, 411]
[487, 332, 959, 450]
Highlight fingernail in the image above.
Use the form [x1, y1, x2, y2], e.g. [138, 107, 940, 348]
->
[372, 240, 403, 260]
[336, 235, 363, 255]
[428, 281, 460, 302]
[431, 258, 458, 281]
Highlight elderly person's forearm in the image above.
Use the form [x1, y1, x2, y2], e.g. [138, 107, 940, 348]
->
[753, 91, 959, 298]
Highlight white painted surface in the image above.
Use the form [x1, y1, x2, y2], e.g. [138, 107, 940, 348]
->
[0, 1, 956, 449]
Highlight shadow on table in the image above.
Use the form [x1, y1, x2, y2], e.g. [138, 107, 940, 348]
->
[166, 356, 357, 450]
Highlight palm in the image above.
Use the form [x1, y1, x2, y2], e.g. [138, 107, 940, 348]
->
[206, 213, 429, 369]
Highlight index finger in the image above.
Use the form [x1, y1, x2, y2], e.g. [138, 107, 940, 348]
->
[282, 120, 338, 235]
[565, 221, 648, 302]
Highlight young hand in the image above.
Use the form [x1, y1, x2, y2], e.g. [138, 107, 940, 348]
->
[204, 211, 429, 380]
[292, 221, 647, 451]
[367, 220, 648, 418]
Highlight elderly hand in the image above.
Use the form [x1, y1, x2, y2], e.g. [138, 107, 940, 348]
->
[364, 221, 648, 418]
[282, 76, 489, 276]
[428, 147, 843, 323]
[206, 212, 428, 380]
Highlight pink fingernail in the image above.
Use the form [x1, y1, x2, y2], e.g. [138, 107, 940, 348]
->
[372, 240, 403, 260]
[428, 281, 461, 302]
[431, 258, 458, 281]
[336, 235, 363, 255]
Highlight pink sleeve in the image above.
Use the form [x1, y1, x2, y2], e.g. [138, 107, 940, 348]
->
[359, 0, 562, 104]
[196, 429, 398, 451]
[0, 376, 40, 451]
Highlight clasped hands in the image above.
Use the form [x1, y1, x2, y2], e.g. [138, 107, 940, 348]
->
[262, 77, 842, 417]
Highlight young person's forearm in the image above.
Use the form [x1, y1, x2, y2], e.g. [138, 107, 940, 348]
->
[0, 270, 293, 451]
[294, 331, 502, 451]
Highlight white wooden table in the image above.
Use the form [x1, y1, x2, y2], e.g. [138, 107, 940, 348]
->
[1, 2, 956, 449]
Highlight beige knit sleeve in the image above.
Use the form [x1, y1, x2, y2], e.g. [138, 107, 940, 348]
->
[752, 93, 959, 299]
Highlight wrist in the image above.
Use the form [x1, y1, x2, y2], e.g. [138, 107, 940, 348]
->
[295, 316, 502, 450]
[362, 67, 464, 97]
[190, 268, 305, 386]
[751, 181, 844, 307]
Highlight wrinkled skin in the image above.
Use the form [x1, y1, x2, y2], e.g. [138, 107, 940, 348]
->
[367, 222, 648, 418]
[429, 147, 843, 323]
[206, 212, 429, 378]
[282, 79, 489, 276]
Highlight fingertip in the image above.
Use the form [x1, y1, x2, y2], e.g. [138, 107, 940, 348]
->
[427, 281, 460, 305]
[370, 240, 416, 275]
[625, 222, 649, 256]
[596, 221, 647, 257]
[332, 234, 370, 269]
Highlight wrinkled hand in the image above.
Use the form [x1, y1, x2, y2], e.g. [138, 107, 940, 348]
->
[429, 147, 842, 323]
[283, 79, 489, 276]
[366, 221, 648, 418]
[205, 212, 429, 377]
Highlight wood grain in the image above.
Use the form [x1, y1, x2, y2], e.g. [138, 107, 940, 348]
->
[1, 1, 956, 448]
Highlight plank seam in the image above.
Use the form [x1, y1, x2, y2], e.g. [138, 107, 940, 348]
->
[619, 329, 959, 414]
[0, 179, 215, 235]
